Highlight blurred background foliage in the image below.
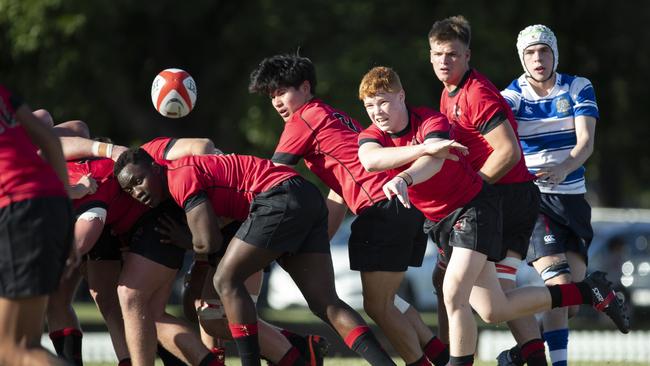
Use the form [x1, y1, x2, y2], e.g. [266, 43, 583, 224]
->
[2, 0, 649, 207]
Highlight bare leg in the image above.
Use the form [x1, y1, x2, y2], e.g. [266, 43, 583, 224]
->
[87, 260, 130, 361]
[361, 271, 423, 363]
[118, 253, 177, 366]
[0, 296, 67, 366]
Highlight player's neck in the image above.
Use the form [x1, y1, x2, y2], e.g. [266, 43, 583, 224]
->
[527, 73, 556, 97]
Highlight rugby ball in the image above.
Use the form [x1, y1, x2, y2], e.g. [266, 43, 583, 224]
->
[151, 68, 197, 118]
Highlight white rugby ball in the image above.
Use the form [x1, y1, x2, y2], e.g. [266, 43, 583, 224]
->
[151, 68, 197, 118]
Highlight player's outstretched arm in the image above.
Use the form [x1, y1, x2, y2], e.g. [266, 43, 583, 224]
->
[185, 200, 224, 254]
[358, 141, 429, 172]
[59, 136, 127, 161]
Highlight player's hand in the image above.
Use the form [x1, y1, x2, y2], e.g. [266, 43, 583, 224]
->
[423, 139, 468, 160]
[382, 176, 411, 209]
[78, 173, 98, 195]
[110, 145, 128, 161]
[535, 166, 568, 189]
[156, 214, 192, 248]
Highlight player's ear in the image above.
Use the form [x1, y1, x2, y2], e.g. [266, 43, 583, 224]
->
[300, 80, 311, 94]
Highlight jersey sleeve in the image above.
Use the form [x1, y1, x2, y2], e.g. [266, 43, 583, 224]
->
[570, 77, 599, 119]
[141, 137, 175, 163]
[419, 112, 451, 141]
[501, 79, 523, 114]
[358, 125, 385, 146]
[168, 165, 208, 212]
[271, 121, 314, 165]
[470, 86, 509, 135]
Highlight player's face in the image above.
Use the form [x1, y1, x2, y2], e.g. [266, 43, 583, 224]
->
[523, 44, 554, 82]
[362, 91, 408, 134]
[429, 39, 470, 89]
[117, 163, 164, 208]
[270, 81, 312, 122]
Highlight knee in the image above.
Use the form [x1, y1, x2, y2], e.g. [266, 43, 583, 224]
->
[475, 306, 508, 324]
[213, 267, 233, 297]
[117, 284, 140, 308]
[66, 120, 90, 138]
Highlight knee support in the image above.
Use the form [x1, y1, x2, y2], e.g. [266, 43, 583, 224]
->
[496, 257, 521, 281]
[540, 261, 571, 282]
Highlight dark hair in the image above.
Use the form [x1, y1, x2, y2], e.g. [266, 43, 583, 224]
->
[428, 15, 471, 46]
[113, 147, 154, 178]
[248, 54, 317, 95]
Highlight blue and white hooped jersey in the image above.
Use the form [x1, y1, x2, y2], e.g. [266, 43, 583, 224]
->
[501, 73, 598, 194]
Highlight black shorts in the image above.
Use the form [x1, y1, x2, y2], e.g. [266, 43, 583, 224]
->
[127, 201, 186, 270]
[235, 177, 330, 254]
[424, 183, 504, 262]
[527, 193, 592, 264]
[85, 227, 122, 261]
[348, 198, 427, 272]
[0, 196, 73, 298]
[207, 220, 243, 267]
[494, 181, 540, 258]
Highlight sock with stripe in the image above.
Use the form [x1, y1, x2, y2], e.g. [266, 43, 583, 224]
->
[544, 328, 568, 366]
[49, 328, 83, 366]
[520, 338, 548, 366]
[423, 336, 449, 366]
[344, 326, 394, 365]
[548, 283, 593, 308]
[229, 323, 261, 366]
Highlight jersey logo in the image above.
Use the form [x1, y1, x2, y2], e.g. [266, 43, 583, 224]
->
[524, 105, 534, 115]
[554, 96, 572, 117]
[452, 103, 462, 120]
[543, 234, 556, 244]
[333, 112, 360, 133]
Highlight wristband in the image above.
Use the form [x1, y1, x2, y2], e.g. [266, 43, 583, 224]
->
[105, 143, 114, 158]
[397, 171, 413, 186]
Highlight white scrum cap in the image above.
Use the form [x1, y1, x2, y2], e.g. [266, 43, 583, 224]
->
[516, 24, 559, 76]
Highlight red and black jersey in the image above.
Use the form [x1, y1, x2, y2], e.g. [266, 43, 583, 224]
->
[67, 158, 149, 235]
[440, 69, 534, 184]
[0, 84, 67, 208]
[359, 106, 482, 222]
[166, 154, 298, 221]
[141, 137, 174, 164]
[272, 98, 388, 214]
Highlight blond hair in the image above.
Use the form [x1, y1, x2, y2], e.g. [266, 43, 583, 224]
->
[358, 66, 403, 100]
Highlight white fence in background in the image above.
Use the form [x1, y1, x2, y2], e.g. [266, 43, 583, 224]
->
[43, 330, 650, 363]
[478, 330, 650, 362]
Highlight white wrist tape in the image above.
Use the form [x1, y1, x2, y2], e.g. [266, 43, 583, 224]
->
[91, 141, 100, 156]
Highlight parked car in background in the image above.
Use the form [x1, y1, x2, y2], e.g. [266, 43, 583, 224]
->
[516, 207, 650, 318]
[265, 215, 439, 311]
[264, 208, 650, 318]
